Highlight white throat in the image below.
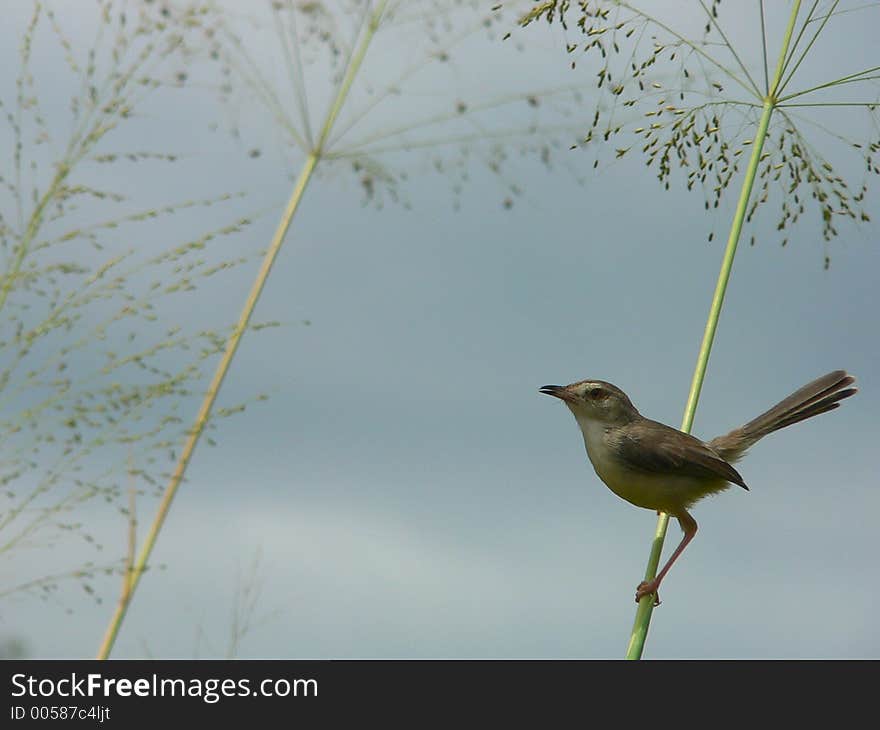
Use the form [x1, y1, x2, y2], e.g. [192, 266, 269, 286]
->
[570, 410, 608, 465]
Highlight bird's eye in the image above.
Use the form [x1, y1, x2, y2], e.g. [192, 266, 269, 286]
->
[588, 387, 606, 400]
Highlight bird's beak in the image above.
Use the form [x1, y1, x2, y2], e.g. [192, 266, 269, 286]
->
[539, 385, 573, 402]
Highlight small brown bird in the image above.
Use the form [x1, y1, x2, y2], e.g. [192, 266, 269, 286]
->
[540, 370, 857, 605]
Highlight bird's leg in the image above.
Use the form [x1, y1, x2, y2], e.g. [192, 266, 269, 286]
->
[635, 511, 698, 606]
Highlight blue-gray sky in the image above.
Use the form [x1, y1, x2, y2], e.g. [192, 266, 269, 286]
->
[2, 1, 879, 659]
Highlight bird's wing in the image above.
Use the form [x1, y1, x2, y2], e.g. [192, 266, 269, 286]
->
[615, 419, 749, 490]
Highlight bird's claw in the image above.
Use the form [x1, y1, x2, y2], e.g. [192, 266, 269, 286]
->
[635, 580, 661, 607]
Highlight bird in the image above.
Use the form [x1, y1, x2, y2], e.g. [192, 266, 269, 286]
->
[539, 370, 857, 605]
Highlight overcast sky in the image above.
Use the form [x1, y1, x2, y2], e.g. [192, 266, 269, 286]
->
[2, 1, 879, 659]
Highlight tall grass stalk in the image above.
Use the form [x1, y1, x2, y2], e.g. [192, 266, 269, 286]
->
[96, 0, 390, 660]
[626, 2, 801, 659]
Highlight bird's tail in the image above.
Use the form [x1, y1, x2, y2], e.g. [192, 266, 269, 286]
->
[709, 370, 857, 463]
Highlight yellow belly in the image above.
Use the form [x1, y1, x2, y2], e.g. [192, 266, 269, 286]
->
[589, 448, 730, 514]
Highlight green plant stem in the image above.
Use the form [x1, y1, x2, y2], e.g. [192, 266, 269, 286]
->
[625, 0, 802, 660]
[95, 0, 389, 659]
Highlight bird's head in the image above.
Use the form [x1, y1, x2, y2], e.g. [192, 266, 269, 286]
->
[539, 379, 639, 426]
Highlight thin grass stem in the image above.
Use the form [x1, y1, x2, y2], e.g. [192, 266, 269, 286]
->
[94, 149, 319, 660]
[95, 0, 391, 658]
[777, 0, 819, 84]
[617, 1, 760, 100]
[273, 2, 314, 148]
[778, 0, 839, 97]
[778, 101, 880, 107]
[698, 0, 762, 97]
[777, 65, 880, 102]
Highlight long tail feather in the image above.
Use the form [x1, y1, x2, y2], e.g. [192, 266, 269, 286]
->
[709, 371, 856, 462]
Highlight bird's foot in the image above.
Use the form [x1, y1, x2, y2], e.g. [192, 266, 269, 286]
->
[635, 579, 661, 607]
